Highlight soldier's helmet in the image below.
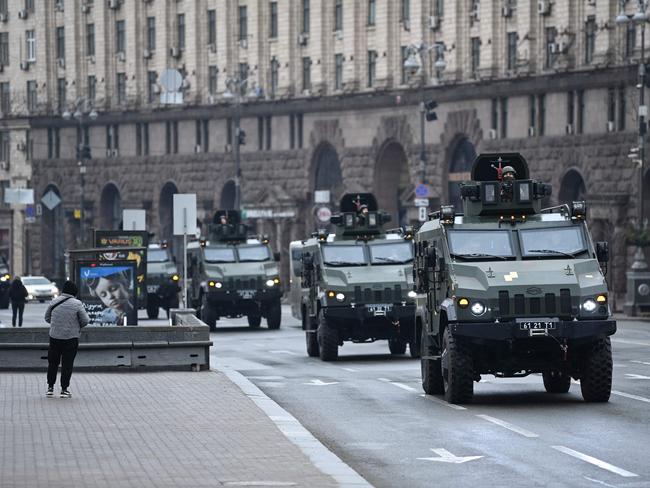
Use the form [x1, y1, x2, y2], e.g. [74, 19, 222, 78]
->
[502, 165, 517, 179]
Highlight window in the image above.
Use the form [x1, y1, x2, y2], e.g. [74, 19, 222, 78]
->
[369, 242, 413, 264]
[56, 27, 65, 60]
[545, 27, 556, 69]
[0, 131, 10, 165]
[367, 0, 376, 26]
[567, 91, 575, 127]
[26, 30, 35, 61]
[115, 73, 126, 105]
[87, 75, 96, 102]
[507, 32, 517, 71]
[500, 97, 508, 138]
[147, 17, 156, 51]
[529, 95, 536, 134]
[196, 120, 202, 149]
[106, 125, 119, 152]
[302, 57, 311, 91]
[447, 230, 514, 259]
[290, 114, 304, 149]
[177, 14, 185, 50]
[471, 38, 480, 77]
[585, 16, 596, 64]
[116, 20, 125, 53]
[401, 0, 410, 21]
[335, 54, 343, 90]
[147, 71, 157, 103]
[626, 23, 636, 58]
[57, 78, 66, 112]
[239, 6, 247, 41]
[334, 0, 343, 31]
[577, 89, 585, 134]
[202, 119, 209, 152]
[47, 128, 60, 159]
[607, 88, 616, 128]
[270, 2, 278, 38]
[208, 66, 218, 95]
[0, 33, 8, 66]
[401, 46, 408, 84]
[520, 227, 587, 258]
[296, 113, 303, 148]
[367, 50, 377, 87]
[26, 80, 37, 111]
[0, 0, 7, 15]
[0, 82, 9, 114]
[289, 115, 295, 149]
[265, 116, 271, 150]
[538, 94, 546, 136]
[239, 63, 249, 95]
[491, 98, 498, 132]
[86, 24, 95, 56]
[258, 117, 264, 150]
[619, 87, 626, 131]
[207, 10, 216, 45]
[433, 0, 444, 16]
[166, 121, 178, 154]
[25, 0, 34, 12]
[302, 0, 310, 33]
[270, 58, 279, 98]
[141, 122, 150, 155]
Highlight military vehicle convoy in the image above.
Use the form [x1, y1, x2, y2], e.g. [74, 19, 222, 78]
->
[187, 210, 282, 331]
[145, 242, 180, 319]
[413, 153, 615, 403]
[300, 194, 417, 361]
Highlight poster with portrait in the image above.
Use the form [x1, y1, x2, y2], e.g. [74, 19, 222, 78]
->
[94, 231, 148, 305]
[77, 261, 138, 326]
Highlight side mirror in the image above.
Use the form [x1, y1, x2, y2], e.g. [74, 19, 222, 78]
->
[596, 241, 609, 264]
[274, 252, 281, 262]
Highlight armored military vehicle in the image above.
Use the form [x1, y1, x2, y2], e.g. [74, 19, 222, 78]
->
[0, 256, 11, 309]
[145, 242, 180, 319]
[289, 240, 304, 322]
[300, 194, 417, 361]
[187, 210, 282, 331]
[413, 153, 615, 403]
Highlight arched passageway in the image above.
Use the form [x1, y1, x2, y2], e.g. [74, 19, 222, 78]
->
[159, 182, 179, 242]
[313, 142, 343, 201]
[40, 185, 66, 281]
[100, 184, 122, 230]
[448, 137, 477, 210]
[219, 180, 236, 211]
[375, 141, 410, 226]
[558, 169, 586, 204]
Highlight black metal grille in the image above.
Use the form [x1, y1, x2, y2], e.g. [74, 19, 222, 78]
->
[499, 291, 510, 315]
[497, 290, 571, 317]
[560, 289, 571, 314]
[384, 288, 393, 302]
[364, 288, 372, 302]
[530, 297, 541, 314]
[374, 290, 382, 302]
[514, 294, 525, 315]
[354, 286, 362, 302]
[545, 293, 556, 314]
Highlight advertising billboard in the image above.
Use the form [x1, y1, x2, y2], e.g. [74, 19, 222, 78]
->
[77, 261, 138, 326]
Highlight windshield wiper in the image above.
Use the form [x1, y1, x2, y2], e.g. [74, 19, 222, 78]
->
[527, 249, 578, 258]
[325, 260, 365, 266]
[451, 253, 509, 261]
[373, 256, 410, 264]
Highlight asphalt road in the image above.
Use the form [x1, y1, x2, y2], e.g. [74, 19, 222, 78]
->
[211, 307, 650, 488]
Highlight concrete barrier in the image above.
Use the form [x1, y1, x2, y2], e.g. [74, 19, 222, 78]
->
[0, 309, 212, 371]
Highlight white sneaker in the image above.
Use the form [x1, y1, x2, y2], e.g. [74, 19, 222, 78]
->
[60, 389, 71, 399]
[46, 387, 54, 397]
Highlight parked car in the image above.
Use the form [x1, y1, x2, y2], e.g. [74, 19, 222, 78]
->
[22, 276, 59, 302]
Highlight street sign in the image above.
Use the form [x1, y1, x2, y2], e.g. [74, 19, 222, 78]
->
[173, 194, 197, 236]
[160, 69, 184, 105]
[123, 209, 146, 231]
[4, 188, 34, 204]
[415, 184, 430, 198]
[316, 206, 332, 223]
[414, 198, 429, 207]
[418, 207, 428, 222]
[314, 190, 330, 204]
[25, 205, 36, 224]
[35, 203, 42, 216]
[41, 190, 61, 210]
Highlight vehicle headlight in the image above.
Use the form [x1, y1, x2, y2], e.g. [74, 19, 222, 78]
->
[266, 279, 275, 287]
[209, 281, 223, 289]
[457, 297, 470, 308]
[335, 292, 345, 302]
[582, 299, 597, 313]
[407, 290, 417, 299]
[27, 294, 33, 300]
[171, 274, 180, 282]
[470, 301, 486, 316]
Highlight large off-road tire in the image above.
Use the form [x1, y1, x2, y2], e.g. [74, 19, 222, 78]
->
[266, 301, 282, 330]
[146, 295, 160, 320]
[388, 338, 407, 355]
[200, 295, 217, 331]
[317, 310, 338, 361]
[543, 371, 571, 394]
[580, 338, 613, 403]
[305, 314, 319, 357]
[421, 327, 444, 395]
[441, 327, 474, 404]
[410, 321, 422, 359]
[247, 315, 261, 328]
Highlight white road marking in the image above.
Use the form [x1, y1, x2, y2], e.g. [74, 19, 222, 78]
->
[258, 382, 285, 388]
[624, 373, 650, 380]
[417, 448, 483, 464]
[420, 394, 468, 411]
[631, 360, 650, 366]
[340, 367, 359, 372]
[611, 390, 650, 403]
[476, 415, 539, 438]
[247, 376, 286, 380]
[377, 378, 417, 392]
[303, 379, 339, 386]
[612, 338, 650, 347]
[583, 476, 619, 488]
[224, 482, 298, 486]
[551, 446, 639, 478]
[269, 350, 299, 356]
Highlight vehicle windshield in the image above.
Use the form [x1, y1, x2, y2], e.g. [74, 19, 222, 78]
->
[520, 227, 587, 258]
[369, 242, 413, 264]
[23, 277, 51, 285]
[447, 230, 514, 260]
[147, 249, 169, 263]
[204, 247, 236, 263]
[238, 245, 271, 262]
[322, 245, 366, 266]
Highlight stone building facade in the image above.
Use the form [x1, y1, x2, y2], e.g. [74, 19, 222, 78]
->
[0, 0, 641, 307]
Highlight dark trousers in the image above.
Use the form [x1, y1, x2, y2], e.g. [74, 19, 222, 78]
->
[47, 337, 79, 389]
[11, 302, 24, 327]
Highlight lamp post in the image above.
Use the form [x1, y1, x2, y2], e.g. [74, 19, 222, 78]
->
[63, 100, 98, 246]
[403, 43, 446, 184]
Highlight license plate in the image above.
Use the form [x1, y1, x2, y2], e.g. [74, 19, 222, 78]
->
[238, 289, 255, 299]
[517, 318, 557, 331]
[366, 303, 392, 316]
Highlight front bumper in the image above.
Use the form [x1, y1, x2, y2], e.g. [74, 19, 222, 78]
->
[450, 319, 616, 341]
[325, 303, 415, 323]
[206, 287, 282, 304]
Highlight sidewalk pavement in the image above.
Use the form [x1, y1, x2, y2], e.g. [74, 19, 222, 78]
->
[0, 369, 370, 488]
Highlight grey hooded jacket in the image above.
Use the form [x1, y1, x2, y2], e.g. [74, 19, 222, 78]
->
[45, 294, 90, 340]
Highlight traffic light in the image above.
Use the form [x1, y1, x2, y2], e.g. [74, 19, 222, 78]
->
[237, 129, 246, 146]
[425, 100, 438, 122]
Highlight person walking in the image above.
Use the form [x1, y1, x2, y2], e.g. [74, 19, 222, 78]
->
[9, 276, 28, 327]
[45, 281, 89, 398]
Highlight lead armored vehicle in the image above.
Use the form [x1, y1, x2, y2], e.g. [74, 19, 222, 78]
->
[187, 211, 282, 331]
[145, 242, 180, 319]
[414, 153, 615, 403]
[300, 194, 416, 361]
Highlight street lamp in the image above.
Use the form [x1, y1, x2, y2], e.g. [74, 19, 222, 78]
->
[403, 43, 446, 184]
[63, 99, 97, 246]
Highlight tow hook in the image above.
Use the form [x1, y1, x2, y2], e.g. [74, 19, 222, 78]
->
[392, 320, 400, 333]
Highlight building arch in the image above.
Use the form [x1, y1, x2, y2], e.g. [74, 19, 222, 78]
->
[447, 136, 477, 210]
[159, 182, 179, 242]
[99, 183, 122, 230]
[375, 140, 411, 225]
[219, 180, 236, 211]
[40, 184, 66, 281]
[558, 169, 586, 204]
[312, 142, 343, 201]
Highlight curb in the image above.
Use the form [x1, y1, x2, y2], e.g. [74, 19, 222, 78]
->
[216, 365, 373, 488]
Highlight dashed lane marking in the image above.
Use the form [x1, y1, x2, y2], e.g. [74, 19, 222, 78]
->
[624, 374, 650, 380]
[340, 367, 359, 372]
[583, 476, 619, 487]
[377, 378, 417, 392]
[631, 360, 650, 366]
[269, 350, 299, 356]
[476, 415, 539, 438]
[552, 446, 639, 478]
[611, 390, 650, 403]
[420, 394, 467, 411]
[612, 338, 650, 347]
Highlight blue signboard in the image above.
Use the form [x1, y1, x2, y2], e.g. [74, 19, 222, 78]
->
[415, 184, 430, 198]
